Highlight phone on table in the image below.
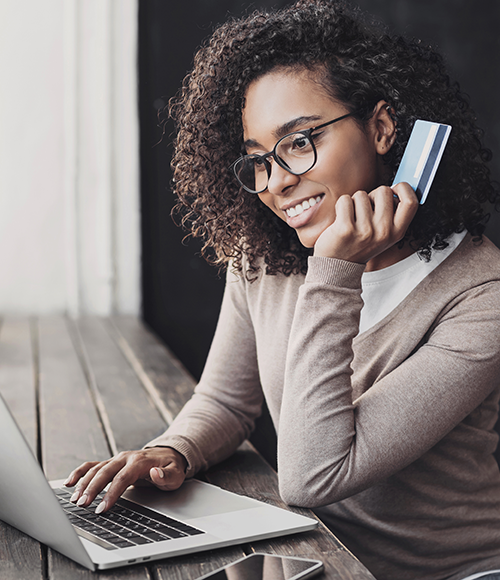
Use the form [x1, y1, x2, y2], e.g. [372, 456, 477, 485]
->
[392, 119, 452, 204]
[194, 553, 324, 580]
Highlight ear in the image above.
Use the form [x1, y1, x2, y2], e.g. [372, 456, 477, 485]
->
[371, 100, 397, 155]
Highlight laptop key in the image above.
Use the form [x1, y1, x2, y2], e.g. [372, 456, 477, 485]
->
[142, 531, 171, 541]
[113, 540, 135, 548]
[150, 525, 186, 539]
[126, 535, 152, 545]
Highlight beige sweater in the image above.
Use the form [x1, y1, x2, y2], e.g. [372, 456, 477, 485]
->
[147, 234, 500, 580]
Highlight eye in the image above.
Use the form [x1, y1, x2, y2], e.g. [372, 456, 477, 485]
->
[291, 134, 311, 150]
[252, 155, 268, 173]
[278, 132, 314, 158]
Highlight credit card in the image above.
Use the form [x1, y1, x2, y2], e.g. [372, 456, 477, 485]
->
[392, 119, 452, 204]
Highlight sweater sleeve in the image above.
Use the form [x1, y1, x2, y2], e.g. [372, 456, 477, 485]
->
[145, 268, 263, 479]
[278, 256, 500, 507]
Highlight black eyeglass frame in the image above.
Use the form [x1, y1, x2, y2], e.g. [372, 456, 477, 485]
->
[231, 111, 354, 194]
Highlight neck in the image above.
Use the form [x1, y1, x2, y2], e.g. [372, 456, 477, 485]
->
[365, 242, 416, 272]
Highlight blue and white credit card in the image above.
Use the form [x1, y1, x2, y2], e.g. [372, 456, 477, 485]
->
[392, 119, 452, 204]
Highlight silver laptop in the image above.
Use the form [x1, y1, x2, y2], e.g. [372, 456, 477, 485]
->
[0, 393, 317, 571]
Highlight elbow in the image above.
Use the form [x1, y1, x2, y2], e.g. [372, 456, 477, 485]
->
[278, 472, 330, 509]
[278, 457, 358, 507]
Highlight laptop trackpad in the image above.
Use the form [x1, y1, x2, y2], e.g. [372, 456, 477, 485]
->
[123, 479, 255, 521]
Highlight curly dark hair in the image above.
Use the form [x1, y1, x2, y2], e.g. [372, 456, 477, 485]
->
[168, 0, 499, 278]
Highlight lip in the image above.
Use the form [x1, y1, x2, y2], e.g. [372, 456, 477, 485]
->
[283, 194, 324, 228]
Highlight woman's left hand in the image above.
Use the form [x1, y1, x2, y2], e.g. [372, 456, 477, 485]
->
[313, 182, 418, 264]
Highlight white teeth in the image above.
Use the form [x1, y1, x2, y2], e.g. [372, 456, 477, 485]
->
[286, 196, 322, 217]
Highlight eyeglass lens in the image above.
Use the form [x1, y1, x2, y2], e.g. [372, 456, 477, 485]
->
[234, 132, 316, 193]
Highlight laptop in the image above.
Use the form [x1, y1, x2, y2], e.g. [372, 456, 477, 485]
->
[0, 393, 317, 571]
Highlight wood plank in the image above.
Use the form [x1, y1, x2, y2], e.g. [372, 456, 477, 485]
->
[37, 316, 111, 480]
[0, 520, 44, 580]
[0, 316, 37, 454]
[110, 315, 196, 418]
[74, 317, 168, 451]
[0, 317, 44, 580]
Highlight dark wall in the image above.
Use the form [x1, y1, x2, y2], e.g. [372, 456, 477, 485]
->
[138, 1, 293, 383]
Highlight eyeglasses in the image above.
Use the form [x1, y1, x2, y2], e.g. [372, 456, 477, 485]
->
[231, 112, 353, 194]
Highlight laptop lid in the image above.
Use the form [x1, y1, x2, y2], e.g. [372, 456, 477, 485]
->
[0, 393, 317, 570]
[0, 392, 95, 570]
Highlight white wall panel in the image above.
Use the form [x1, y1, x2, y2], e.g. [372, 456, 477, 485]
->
[0, 0, 140, 315]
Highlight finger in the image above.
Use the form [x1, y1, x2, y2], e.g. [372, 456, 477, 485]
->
[68, 461, 112, 503]
[367, 186, 398, 234]
[391, 182, 419, 237]
[368, 186, 396, 216]
[64, 461, 101, 488]
[76, 457, 132, 509]
[350, 190, 375, 231]
[334, 194, 355, 232]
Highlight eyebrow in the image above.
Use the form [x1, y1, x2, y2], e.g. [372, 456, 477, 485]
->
[243, 114, 324, 150]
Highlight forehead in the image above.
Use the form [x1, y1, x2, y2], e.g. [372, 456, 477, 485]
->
[242, 68, 341, 142]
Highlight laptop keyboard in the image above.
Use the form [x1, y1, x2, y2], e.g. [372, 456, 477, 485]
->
[54, 488, 205, 550]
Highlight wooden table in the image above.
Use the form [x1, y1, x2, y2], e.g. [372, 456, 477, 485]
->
[0, 315, 376, 580]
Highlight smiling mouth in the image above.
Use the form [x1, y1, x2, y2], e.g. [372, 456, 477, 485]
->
[285, 195, 324, 218]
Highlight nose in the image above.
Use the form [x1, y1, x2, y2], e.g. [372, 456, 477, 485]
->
[266, 158, 300, 196]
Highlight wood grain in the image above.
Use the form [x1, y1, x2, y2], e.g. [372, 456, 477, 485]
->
[0, 316, 37, 454]
[0, 520, 44, 580]
[37, 316, 111, 480]
[75, 317, 168, 451]
[110, 315, 196, 418]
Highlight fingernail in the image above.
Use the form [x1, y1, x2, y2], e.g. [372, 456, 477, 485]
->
[70, 491, 80, 503]
[64, 477, 72, 486]
[77, 494, 88, 507]
[95, 500, 107, 515]
[155, 467, 164, 479]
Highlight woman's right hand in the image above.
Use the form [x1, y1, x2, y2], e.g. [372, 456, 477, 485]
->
[64, 447, 187, 514]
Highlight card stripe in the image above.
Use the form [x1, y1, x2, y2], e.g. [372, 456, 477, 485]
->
[416, 124, 449, 203]
[414, 124, 438, 180]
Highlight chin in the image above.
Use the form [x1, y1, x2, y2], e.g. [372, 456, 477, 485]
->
[296, 232, 318, 249]
[295, 225, 328, 249]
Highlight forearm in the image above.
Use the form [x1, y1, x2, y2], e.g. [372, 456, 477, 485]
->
[278, 256, 365, 505]
[145, 390, 260, 478]
[278, 261, 500, 508]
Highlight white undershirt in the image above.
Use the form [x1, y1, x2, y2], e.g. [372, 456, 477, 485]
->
[359, 231, 467, 335]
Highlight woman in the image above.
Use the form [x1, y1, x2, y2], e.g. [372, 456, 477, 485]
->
[65, 1, 500, 578]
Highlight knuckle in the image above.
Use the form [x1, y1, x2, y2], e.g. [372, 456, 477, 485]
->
[358, 226, 373, 243]
[351, 190, 366, 200]
[116, 451, 130, 461]
[81, 461, 99, 471]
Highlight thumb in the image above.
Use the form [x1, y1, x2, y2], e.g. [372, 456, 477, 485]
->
[149, 465, 184, 491]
